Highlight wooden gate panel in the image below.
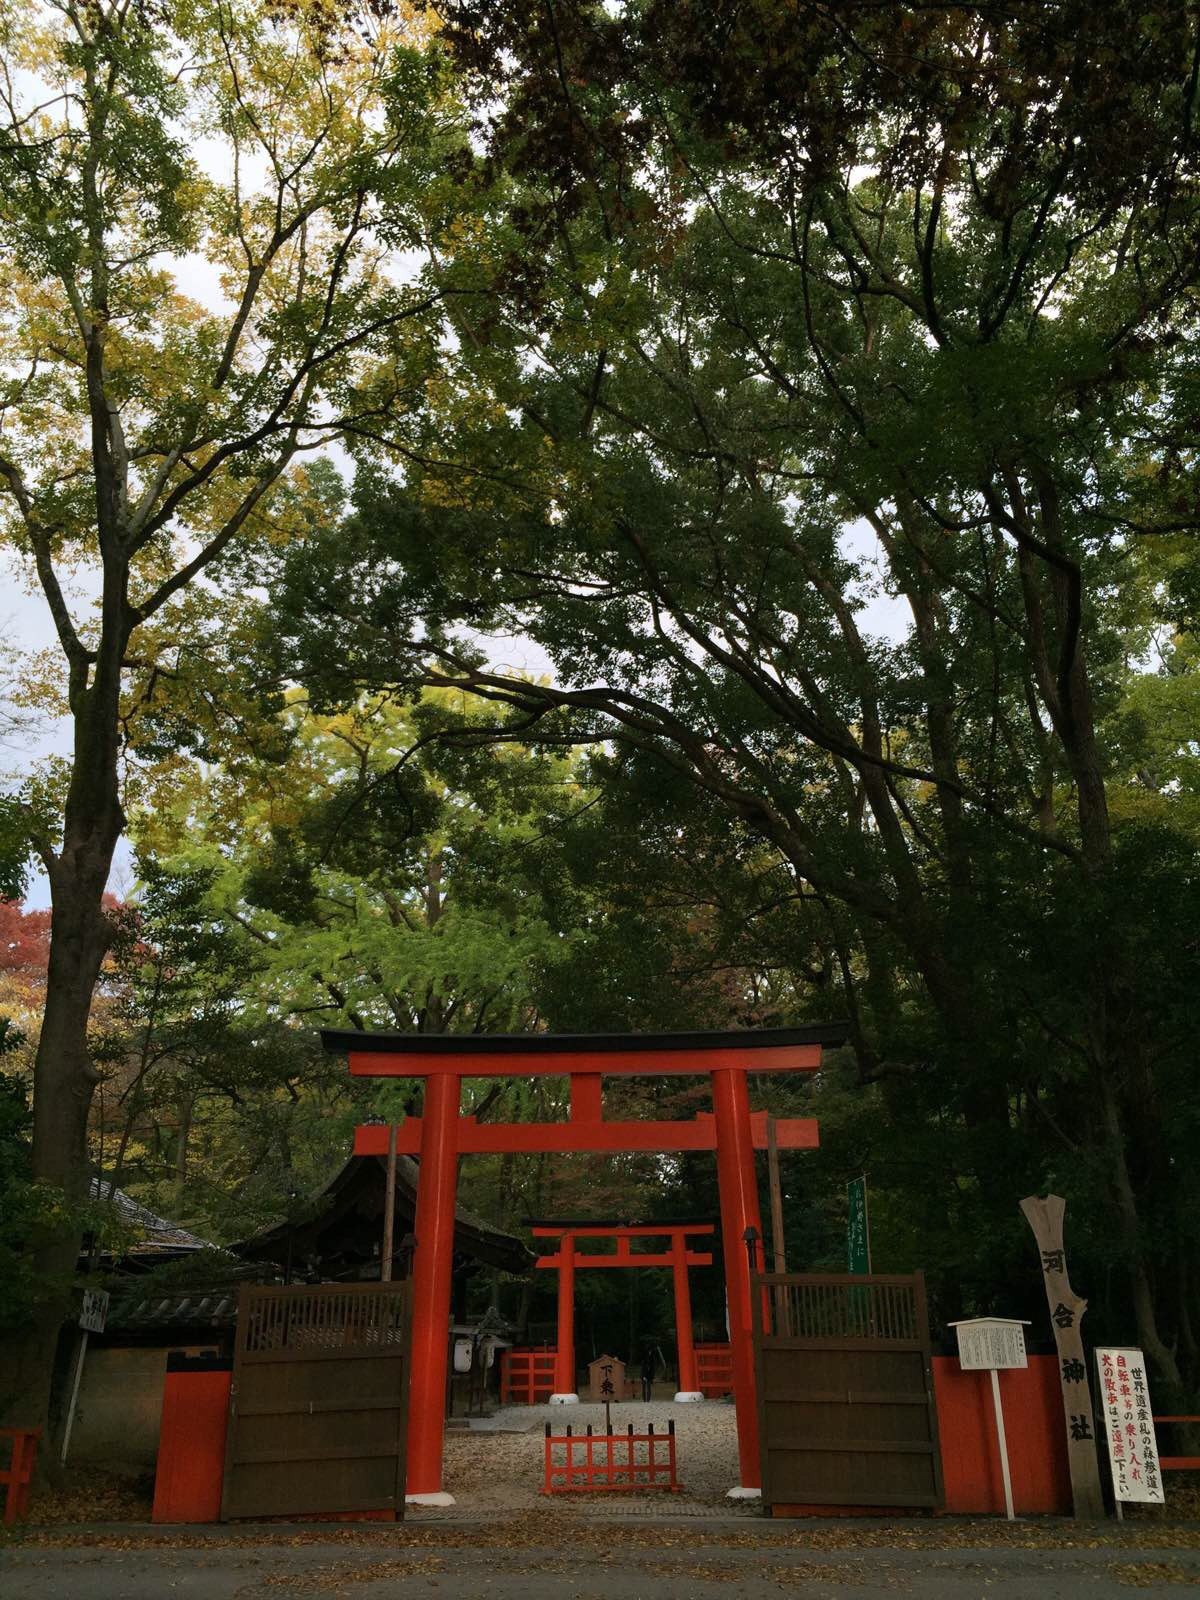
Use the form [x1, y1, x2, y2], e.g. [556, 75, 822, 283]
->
[222, 1283, 411, 1521]
[755, 1274, 943, 1512]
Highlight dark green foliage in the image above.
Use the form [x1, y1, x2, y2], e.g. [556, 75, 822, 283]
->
[0, 798, 32, 903]
[0, 1040, 62, 1347]
[250, 1, 1200, 1387]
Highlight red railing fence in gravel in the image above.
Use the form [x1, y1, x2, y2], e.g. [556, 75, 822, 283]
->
[543, 1420, 681, 1494]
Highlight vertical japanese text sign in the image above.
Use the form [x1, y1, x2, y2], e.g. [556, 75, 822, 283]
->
[1020, 1194, 1105, 1520]
[1096, 1348, 1164, 1505]
[847, 1175, 870, 1275]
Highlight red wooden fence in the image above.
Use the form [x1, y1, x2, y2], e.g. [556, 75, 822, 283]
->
[500, 1347, 557, 1405]
[153, 1364, 230, 1524]
[543, 1421, 680, 1493]
[932, 1356, 1071, 1515]
[1153, 1416, 1200, 1471]
[695, 1342, 733, 1398]
[1, 1427, 39, 1525]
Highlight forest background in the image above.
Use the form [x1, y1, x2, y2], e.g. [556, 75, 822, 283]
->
[1, 0, 1200, 1421]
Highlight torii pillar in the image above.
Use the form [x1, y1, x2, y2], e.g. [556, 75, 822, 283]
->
[671, 1229, 702, 1402]
[405, 1071, 462, 1504]
[713, 1065, 767, 1494]
[550, 1231, 577, 1403]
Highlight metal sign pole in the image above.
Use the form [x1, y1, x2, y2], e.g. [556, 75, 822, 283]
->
[61, 1288, 108, 1466]
[989, 1368, 1015, 1521]
[863, 1175, 872, 1273]
[60, 1330, 88, 1466]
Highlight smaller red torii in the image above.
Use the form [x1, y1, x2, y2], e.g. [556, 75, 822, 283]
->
[531, 1221, 716, 1402]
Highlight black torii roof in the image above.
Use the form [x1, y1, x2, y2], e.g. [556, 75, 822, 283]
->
[321, 1023, 848, 1056]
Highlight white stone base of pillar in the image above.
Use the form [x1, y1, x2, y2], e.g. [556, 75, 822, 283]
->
[405, 1491, 456, 1507]
[673, 1391, 704, 1403]
[726, 1485, 762, 1500]
[548, 1392, 579, 1404]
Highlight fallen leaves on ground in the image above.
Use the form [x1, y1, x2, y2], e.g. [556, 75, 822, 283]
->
[13, 1506, 1200, 1555]
[1126, 1478, 1200, 1522]
[257, 1556, 446, 1592]
[235, 1551, 913, 1593]
[24, 1476, 152, 1526]
[1110, 1559, 1198, 1586]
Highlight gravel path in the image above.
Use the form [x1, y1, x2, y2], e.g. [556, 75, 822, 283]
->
[433, 1400, 748, 1519]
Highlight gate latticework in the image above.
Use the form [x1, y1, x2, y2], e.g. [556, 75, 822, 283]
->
[753, 1273, 943, 1514]
[221, 1282, 411, 1521]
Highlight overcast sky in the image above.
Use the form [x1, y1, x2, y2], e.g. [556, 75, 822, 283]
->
[1, 24, 911, 917]
[3, 517, 908, 914]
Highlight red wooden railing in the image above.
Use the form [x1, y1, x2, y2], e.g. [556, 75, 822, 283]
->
[500, 1346, 557, 1405]
[1153, 1416, 1200, 1471]
[543, 1421, 680, 1493]
[1, 1427, 39, 1525]
[695, 1342, 733, 1398]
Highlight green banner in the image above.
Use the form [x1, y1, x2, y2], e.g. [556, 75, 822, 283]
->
[847, 1175, 871, 1274]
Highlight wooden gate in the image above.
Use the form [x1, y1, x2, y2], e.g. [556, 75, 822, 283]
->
[753, 1272, 943, 1514]
[221, 1282, 411, 1521]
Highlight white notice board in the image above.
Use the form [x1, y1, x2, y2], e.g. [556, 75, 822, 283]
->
[950, 1319, 1029, 1371]
[79, 1287, 109, 1334]
[1096, 1347, 1164, 1504]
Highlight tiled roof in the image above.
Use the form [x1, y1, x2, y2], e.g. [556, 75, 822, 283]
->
[90, 1178, 217, 1254]
[235, 1154, 533, 1277]
[112, 1290, 240, 1331]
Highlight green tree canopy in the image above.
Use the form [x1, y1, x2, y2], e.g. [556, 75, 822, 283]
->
[258, 1, 1200, 1391]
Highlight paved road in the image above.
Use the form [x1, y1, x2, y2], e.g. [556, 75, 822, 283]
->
[4, 1536, 1200, 1599]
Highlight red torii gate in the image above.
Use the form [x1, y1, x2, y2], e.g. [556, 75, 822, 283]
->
[324, 1025, 845, 1503]
[531, 1220, 716, 1402]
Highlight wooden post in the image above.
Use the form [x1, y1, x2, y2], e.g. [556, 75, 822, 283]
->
[59, 1330, 88, 1466]
[1020, 1194, 1105, 1519]
[766, 1116, 787, 1275]
[989, 1368, 1015, 1520]
[381, 1121, 398, 1283]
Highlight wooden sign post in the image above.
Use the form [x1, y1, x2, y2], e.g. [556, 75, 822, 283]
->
[766, 1117, 787, 1275]
[381, 1120, 399, 1283]
[949, 1318, 1030, 1520]
[1020, 1194, 1105, 1520]
[61, 1288, 109, 1465]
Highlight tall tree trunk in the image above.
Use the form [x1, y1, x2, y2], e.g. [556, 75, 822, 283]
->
[2, 663, 125, 1431]
[1097, 1069, 1184, 1397]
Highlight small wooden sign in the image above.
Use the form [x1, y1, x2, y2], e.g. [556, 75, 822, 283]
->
[587, 1354, 626, 1402]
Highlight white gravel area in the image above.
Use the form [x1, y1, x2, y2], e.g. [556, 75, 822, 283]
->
[424, 1400, 752, 1520]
